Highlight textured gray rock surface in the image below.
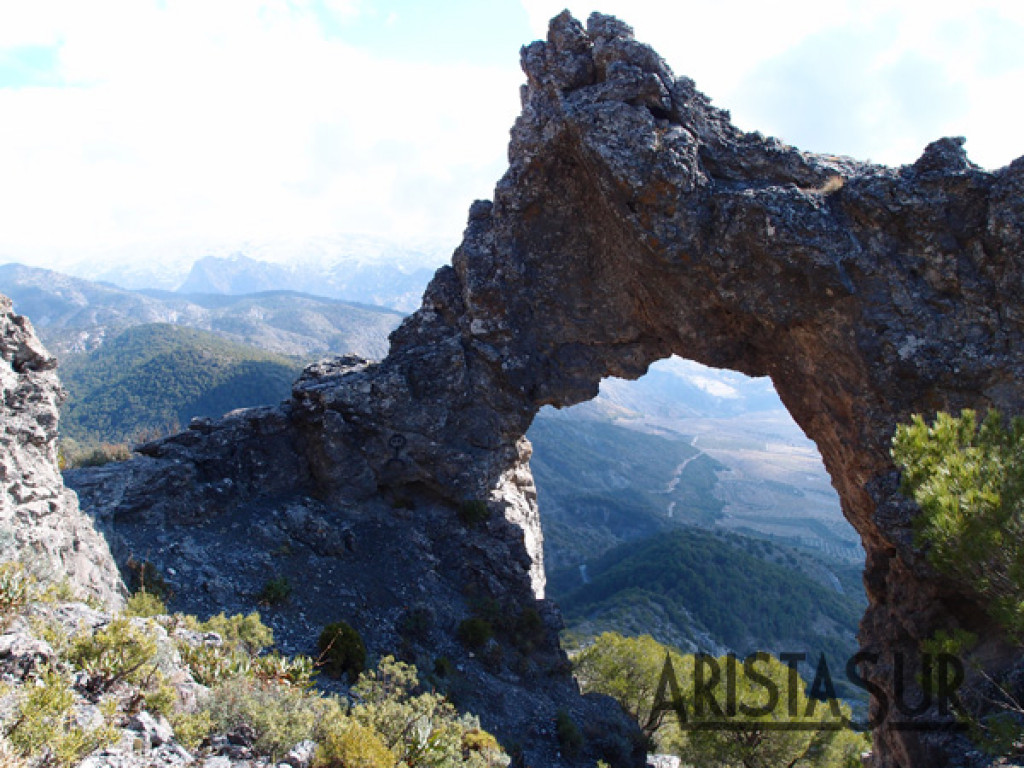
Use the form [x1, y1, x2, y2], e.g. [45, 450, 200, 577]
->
[66, 10, 1024, 767]
[0, 294, 123, 607]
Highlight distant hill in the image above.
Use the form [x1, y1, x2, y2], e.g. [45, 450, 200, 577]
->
[552, 528, 866, 699]
[529, 414, 724, 572]
[0, 263, 402, 359]
[59, 323, 304, 444]
[529, 358, 863, 565]
[17, 233, 451, 307]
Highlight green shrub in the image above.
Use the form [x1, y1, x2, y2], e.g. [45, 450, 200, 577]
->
[169, 709, 214, 751]
[124, 557, 172, 600]
[200, 611, 274, 655]
[4, 665, 119, 766]
[207, 677, 343, 760]
[350, 657, 506, 767]
[258, 576, 293, 606]
[124, 590, 167, 618]
[398, 605, 433, 641]
[433, 656, 454, 678]
[313, 719, 396, 768]
[37, 579, 80, 605]
[892, 409, 1024, 638]
[318, 621, 366, 680]
[253, 652, 317, 691]
[512, 606, 545, 653]
[141, 673, 177, 718]
[456, 617, 493, 650]
[555, 709, 583, 759]
[462, 726, 502, 754]
[68, 616, 159, 694]
[68, 442, 133, 468]
[457, 500, 490, 526]
[177, 642, 253, 687]
[0, 562, 31, 630]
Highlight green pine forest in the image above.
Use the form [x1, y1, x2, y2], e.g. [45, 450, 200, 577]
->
[59, 323, 304, 448]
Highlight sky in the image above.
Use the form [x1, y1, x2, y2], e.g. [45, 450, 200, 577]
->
[0, 0, 1021, 268]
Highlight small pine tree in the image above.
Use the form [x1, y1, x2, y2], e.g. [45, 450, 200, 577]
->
[892, 409, 1024, 638]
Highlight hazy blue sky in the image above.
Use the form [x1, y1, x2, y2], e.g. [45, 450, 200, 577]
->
[0, 0, 1021, 265]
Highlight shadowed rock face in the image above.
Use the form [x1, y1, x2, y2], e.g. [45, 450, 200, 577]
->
[67, 11, 1023, 766]
[0, 295, 124, 607]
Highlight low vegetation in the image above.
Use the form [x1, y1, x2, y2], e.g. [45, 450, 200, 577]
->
[0, 565, 510, 768]
[892, 409, 1024, 639]
[893, 409, 1024, 755]
[317, 620, 366, 681]
[573, 632, 868, 767]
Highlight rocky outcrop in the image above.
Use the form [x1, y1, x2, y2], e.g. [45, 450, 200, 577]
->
[0, 295, 123, 607]
[67, 11, 1024, 767]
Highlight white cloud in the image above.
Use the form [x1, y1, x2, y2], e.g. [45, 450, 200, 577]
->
[0, 0, 522, 261]
[1, 1, 1021, 265]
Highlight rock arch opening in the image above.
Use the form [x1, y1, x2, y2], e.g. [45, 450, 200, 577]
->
[528, 358, 866, 687]
[530, 357, 863, 573]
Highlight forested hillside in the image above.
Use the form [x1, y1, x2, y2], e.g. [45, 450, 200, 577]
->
[552, 528, 866, 699]
[59, 324, 303, 446]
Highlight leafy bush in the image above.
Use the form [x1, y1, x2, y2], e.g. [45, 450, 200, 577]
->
[398, 605, 434, 641]
[313, 719, 396, 768]
[142, 675, 177, 718]
[258, 576, 293, 606]
[66, 442, 133, 468]
[1, 576, 510, 768]
[457, 500, 490, 526]
[511, 606, 545, 653]
[68, 616, 159, 694]
[169, 709, 214, 751]
[177, 642, 254, 687]
[124, 590, 167, 618]
[3, 665, 119, 766]
[200, 611, 274, 655]
[892, 409, 1024, 638]
[37, 579, 80, 605]
[462, 727, 503, 755]
[0, 562, 31, 630]
[456, 618, 493, 650]
[173, 612, 277, 686]
[253, 652, 317, 691]
[555, 709, 583, 759]
[206, 677, 343, 760]
[351, 657, 508, 767]
[124, 557, 172, 601]
[433, 656, 454, 678]
[574, 632, 868, 766]
[318, 621, 366, 680]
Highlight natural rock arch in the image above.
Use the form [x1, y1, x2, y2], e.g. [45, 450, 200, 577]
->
[300, 13, 1021, 765]
[68, 12, 1023, 767]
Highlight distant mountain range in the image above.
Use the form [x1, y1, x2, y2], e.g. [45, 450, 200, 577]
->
[0, 263, 402, 360]
[177, 254, 438, 312]
[13, 233, 452, 310]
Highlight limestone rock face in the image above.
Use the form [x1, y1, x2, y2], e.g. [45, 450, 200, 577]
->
[0, 294, 123, 607]
[67, 11, 1024, 767]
